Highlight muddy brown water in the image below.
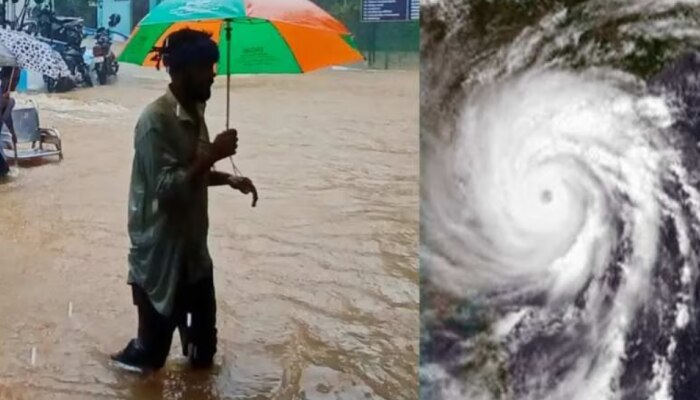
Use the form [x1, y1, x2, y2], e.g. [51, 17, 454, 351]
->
[0, 64, 418, 399]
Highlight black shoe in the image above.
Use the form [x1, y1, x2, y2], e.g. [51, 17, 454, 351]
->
[110, 339, 151, 374]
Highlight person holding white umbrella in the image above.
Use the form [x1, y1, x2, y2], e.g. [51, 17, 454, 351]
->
[0, 67, 20, 142]
[0, 29, 70, 166]
[0, 65, 17, 172]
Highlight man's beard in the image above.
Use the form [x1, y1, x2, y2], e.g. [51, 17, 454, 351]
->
[195, 87, 211, 103]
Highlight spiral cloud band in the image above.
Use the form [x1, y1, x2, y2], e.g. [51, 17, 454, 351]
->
[421, 68, 700, 399]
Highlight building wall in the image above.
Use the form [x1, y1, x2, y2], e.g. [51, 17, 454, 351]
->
[98, 0, 132, 37]
[131, 0, 150, 29]
[98, 0, 161, 38]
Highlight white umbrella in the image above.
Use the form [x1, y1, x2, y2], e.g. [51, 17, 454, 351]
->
[0, 42, 17, 68]
[0, 28, 71, 79]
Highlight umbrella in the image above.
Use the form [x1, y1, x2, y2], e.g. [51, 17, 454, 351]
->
[119, 0, 365, 131]
[0, 28, 71, 79]
[0, 29, 71, 165]
[0, 43, 17, 68]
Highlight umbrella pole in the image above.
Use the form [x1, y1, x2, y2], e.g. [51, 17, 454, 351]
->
[224, 18, 241, 176]
[225, 18, 231, 131]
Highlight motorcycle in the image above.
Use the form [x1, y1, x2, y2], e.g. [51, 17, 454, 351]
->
[64, 44, 92, 88]
[93, 15, 120, 85]
[38, 37, 92, 92]
[31, 4, 92, 91]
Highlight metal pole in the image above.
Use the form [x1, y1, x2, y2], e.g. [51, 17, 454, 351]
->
[225, 19, 231, 131]
[17, 0, 28, 32]
[224, 18, 240, 175]
[8, 0, 14, 28]
[1, 0, 7, 29]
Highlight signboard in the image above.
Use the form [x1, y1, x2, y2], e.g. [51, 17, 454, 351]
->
[361, 0, 419, 22]
[409, 0, 419, 20]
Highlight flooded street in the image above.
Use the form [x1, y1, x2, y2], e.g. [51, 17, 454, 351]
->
[0, 63, 418, 399]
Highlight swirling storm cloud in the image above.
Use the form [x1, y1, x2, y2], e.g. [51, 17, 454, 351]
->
[421, 1, 700, 399]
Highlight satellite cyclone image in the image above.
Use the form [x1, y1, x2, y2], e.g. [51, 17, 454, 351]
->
[420, 1, 700, 399]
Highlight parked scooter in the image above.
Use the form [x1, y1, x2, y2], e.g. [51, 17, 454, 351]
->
[38, 36, 92, 92]
[64, 44, 92, 87]
[93, 14, 120, 85]
[36, 8, 82, 44]
[31, 3, 92, 90]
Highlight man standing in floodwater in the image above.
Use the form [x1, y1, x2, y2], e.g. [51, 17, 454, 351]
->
[111, 29, 258, 372]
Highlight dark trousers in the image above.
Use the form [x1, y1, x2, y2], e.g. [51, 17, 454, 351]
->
[0, 149, 7, 176]
[0, 96, 13, 174]
[131, 275, 217, 370]
[0, 97, 15, 136]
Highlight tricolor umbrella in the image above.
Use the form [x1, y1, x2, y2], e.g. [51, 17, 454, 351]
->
[119, 0, 365, 130]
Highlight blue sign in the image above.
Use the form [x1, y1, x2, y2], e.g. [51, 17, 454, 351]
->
[361, 0, 419, 22]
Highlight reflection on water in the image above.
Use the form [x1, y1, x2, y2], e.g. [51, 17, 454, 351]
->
[0, 64, 418, 399]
